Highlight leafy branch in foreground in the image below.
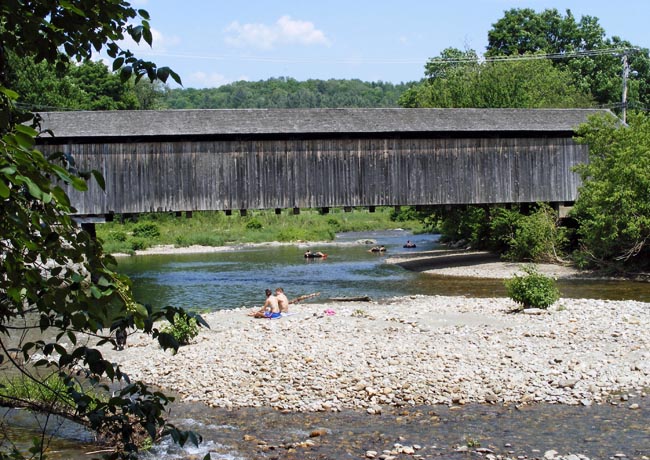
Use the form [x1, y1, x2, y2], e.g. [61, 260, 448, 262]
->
[0, 1, 211, 459]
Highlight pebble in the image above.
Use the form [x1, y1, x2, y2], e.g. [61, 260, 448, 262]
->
[99, 296, 650, 415]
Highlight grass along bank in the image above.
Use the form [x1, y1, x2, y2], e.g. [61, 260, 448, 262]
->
[96, 207, 424, 255]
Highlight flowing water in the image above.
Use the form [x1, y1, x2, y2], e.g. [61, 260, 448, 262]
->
[115, 230, 650, 312]
[7, 230, 650, 459]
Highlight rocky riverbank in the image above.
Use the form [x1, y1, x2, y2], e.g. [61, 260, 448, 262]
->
[100, 295, 650, 414]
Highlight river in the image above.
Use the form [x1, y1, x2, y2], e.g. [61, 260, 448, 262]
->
[9, 230, 650, 459]
[115, 230, 650, 311]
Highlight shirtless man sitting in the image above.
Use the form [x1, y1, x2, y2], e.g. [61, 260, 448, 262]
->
[249, 289, 281, 318]
[275, 287, 289, 314]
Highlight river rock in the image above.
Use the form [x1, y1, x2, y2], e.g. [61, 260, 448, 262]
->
[95, 295, 650, 415]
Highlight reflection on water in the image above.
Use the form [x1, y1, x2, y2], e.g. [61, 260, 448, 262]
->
[115, 230, 650, 311]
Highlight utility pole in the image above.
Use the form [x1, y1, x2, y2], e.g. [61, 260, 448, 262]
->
[621, 51, 630, 124]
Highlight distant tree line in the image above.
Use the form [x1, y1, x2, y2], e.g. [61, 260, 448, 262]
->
[7, 53, 411, 110]
[161, 77, 411, 109]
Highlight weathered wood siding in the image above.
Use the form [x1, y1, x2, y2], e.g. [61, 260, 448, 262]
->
[40, 136, 588, 215]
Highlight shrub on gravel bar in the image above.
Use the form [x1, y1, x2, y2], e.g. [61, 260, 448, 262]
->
[504, 265, 560, 310]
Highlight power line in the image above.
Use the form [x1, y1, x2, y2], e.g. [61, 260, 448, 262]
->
[132, 47, 641, 66]
[427, 47, 640, 64]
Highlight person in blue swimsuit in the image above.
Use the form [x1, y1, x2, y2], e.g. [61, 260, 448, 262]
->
[249, 289, 281, 318]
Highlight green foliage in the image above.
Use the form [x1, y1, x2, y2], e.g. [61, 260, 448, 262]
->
[111, 231, 128, 242]
[175, 232, 226, 247]
[162, 77, 411, 109]
[96, 207, 424, 250]
[0, 0, 181, 86]
[130, 238, 149, 251]
[572, 112, 650, 271]
[504, 266, 560, 309]
[491, 205, 566, 262]
[435, 206, 490, 248]
[400, 53, 593, 109]
[417, 204, 566, 262]
[465, 436, 481, 448]
[161, 314, 199, 346]
[0, 1, 201, 458]
[132, 222, 161, 239]
[326, 217, 342, 230]
[275, 226, 330, 242]
[403, 9, 650, 113]
[390, 206, 430, 223]
[486, 8, 650, 111]
[3, 35, 174, 113]
[245, 218, 263, 230]
[0, 373, 76, 409]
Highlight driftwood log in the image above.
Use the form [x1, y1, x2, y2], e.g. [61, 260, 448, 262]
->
[328, 296, 372, 302]
[288, 292, 321, 304]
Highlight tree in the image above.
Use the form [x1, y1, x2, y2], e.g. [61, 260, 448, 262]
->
[486, 8, 650, 111]
[5, 53, 164, 111]
[571, 112, 650, 272]
[0, 1, 204, 459]
[162, 77, 411, 109]
[4, 52, 89, 111]
[486, 8, 598, 56]
[69, 60, 139, 110]
[424, 47, 480, 79]
[399, 49, 593, 108]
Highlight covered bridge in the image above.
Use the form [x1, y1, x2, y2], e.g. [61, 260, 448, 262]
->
[36, 108, 609, 218]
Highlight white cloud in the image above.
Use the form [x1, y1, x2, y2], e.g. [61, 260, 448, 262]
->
[188, 71, 248, 88]
[149, 28, 181, 50]
[117, 26, 180, 52]
[225, 15, 330, 49]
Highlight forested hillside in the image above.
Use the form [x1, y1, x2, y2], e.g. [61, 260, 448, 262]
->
[161, 77, 413, 109]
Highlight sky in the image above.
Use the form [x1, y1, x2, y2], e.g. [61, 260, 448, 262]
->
[124, 0, 650, 88]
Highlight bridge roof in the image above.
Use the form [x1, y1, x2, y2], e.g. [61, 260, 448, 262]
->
[37, 108, 611, 140]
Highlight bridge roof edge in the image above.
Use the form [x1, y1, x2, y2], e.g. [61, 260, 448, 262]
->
[36, 108, 614, 140]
